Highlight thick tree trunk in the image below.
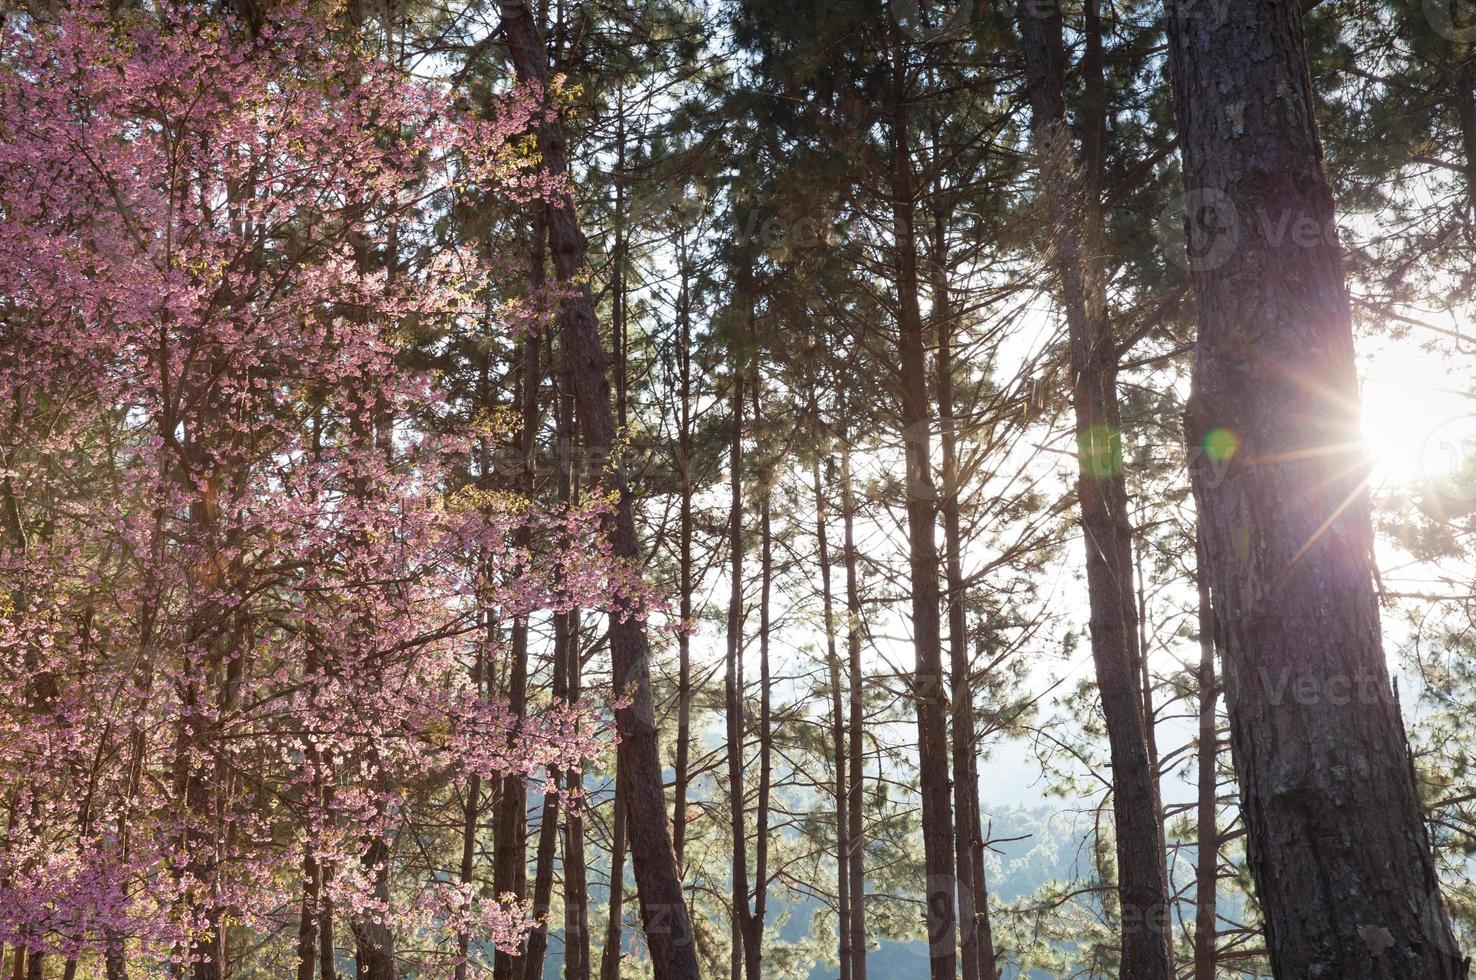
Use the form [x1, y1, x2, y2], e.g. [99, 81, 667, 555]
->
[840, 442, 867, 980]
[1191, 531, 1218, 980]
[105, 929, 128, 980]
[884, 19, 957, 980]
[495, 6, 699, 978]
[1166, 2, 1464, 976]
[351, 837, 395, 980]
[1015, 3, 1172, 976]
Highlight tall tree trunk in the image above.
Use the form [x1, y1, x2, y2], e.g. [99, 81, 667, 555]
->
[934, 276, 999, 980]
[521, 684, 562, 980]
[840, 440, 867, 980]
[524, 337, 565, 980]
[496, 8, 699, 977]
[672, 240, 694, 870]
[746, 388, 773, 980]
[1166, 2, 1464, 975]
[558, 334, 592, 980]
[598, 769, 627, 980]
[1191, 530, 1218, 980]
[1015, 3, 1172, 976]
[297, 815, 321, 980]
[1457, 52, 1475, 211]
[319, 869, 336, 980]
[456, 634, 485, 980]
[724, 365, 750, 980]
[495, 326, 541, 980]
[814, 456, 851, 980]
[562, 607, 591, 980]
[106, 929, 128, 980]
[883, 18, 957, 979]
[298, 643, 327, 980]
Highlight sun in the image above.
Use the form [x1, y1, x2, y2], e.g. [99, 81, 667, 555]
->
[1359, 334, 1476, 496]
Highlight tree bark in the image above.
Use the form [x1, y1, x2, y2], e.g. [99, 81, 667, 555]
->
[495, 5, 699, 978]
[1167, 2, 1465, 976]
[1015, 3, 1172, 976]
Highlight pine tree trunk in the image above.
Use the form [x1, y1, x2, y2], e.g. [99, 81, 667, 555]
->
[598, 769, 627, 980]
[105, 929, 128, 980]
[521, 715, 562, 980]
[936, 294, 998, 980]
[840, 441, 867, 980]
[318, 876, 336, 980]
[562, 607, 591, 980]
[814, 456, 851, 980]
[884, 19, 957, 979]
[1192, 530, 1218, 980]
[746, 397, 773, 980]
[1016, 3, 1172, 975]
[351, 837, 395, 980]
[296, 824, 320, 980]
[558, 320, 592, 980]
[456, 650, 484, 980]
[495, 328, 540, 980]
[297, 644, 325, 980]
[1166, 2, 1464, 975]
[496, 7, 698, 977]
[725, 365, 749, 980]
[1457, 53, 1475, 210]
[672, 242, 694, 870]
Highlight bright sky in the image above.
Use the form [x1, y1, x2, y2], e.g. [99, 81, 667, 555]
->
[1360, 319, 1476, 497]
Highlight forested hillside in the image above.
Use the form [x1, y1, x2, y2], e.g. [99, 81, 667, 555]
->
[2, 0, 1474, 978]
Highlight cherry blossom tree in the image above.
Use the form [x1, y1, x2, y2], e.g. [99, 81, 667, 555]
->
[0, 5, 637, 977]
